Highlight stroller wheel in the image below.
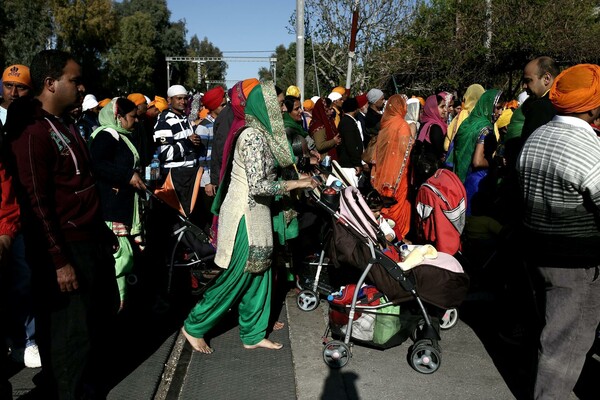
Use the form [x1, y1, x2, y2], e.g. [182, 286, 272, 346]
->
[323, 340, 351, 368]
[297, 289, 319, 312]
[409, 341, 441, 374]
[440, 308, 459, 330]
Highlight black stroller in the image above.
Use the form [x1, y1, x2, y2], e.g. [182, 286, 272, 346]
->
[147, 166, 217, 296]
[308, 185, 469, 374]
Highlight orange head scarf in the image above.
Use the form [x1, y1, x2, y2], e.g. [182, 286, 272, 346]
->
[550, 64, 600, 114]
[372, 94, 411, 197]
[242, 78, 259, 100]
[371, 94, 413, 238]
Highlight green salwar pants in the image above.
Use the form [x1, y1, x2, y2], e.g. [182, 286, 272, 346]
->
[184, 217, 272, 346]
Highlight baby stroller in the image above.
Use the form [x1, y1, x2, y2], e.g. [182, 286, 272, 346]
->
[147, 166, 217, 295]
[308, 184, 469, 374]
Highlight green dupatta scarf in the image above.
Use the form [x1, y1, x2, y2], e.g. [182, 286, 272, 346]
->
[245, 82, 299, 245]
[448, 89, 501, 182]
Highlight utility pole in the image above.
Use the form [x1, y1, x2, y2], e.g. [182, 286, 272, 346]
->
[296, 0, 305, 102]
[346, 0, 360, 94]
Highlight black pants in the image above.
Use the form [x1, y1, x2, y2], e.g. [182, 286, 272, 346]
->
[32, 239, 119, 400]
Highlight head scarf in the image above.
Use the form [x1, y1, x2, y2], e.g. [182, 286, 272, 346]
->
[449, 89, 501, 181]
[245, 81, 295, 168]
[371, 94, 413, 238]
[496, 108, 513, 129]
[405, 97, 421, 128]
[445, 84, 485, 150]
[308, 98, 339, 159]
[219, 78, 259, 181]
[417, 94, 448, 143]
[550, 64, 600, 114]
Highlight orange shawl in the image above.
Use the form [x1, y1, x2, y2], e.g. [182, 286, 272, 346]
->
[371, 94, 413, 239]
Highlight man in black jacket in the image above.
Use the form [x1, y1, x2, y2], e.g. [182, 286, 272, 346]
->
[520, 56, 559, 142]
[337, 97, 364, 186]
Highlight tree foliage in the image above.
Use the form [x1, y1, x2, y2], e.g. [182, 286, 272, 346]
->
[0, 0, 53, 67]
[106, 12, 156, 95]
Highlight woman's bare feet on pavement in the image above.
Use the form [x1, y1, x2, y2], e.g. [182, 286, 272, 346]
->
[273, 321, 285, 331]
[181, 327, 213, 354]
[243, 338, 283, 350]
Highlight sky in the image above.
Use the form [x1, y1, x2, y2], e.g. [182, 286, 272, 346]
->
[166, 0, 298, 88]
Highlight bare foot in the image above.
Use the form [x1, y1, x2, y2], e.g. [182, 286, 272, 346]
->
[181, 327, 213, 354]
[272, 321, 285, 331]
[243, 338, 283, 350]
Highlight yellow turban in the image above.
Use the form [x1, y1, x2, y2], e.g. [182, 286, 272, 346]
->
[550, 64, 600, 114]
[496, 108, 513, 129]
[286, 85, 300, 98]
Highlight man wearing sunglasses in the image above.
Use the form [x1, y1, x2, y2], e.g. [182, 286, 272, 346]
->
[0, 64, 32, 130]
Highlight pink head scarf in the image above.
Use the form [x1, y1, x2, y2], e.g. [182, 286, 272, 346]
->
[417, 94, 448, 143]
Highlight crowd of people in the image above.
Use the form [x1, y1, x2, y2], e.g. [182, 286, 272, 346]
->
[0, 49, 599, 400]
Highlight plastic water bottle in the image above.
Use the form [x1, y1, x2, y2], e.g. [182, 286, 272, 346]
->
[331, 180, 343, 192]
[399, 244, 410, 262]
[150, 152, 160, 181]
[327, 286, 345, 301]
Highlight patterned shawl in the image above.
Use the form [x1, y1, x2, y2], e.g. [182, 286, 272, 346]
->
[245, 81, 295, 168]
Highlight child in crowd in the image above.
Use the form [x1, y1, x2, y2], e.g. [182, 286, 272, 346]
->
[365, 189, 396, 243]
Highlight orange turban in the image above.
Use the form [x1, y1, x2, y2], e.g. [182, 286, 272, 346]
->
[242, 78, 260, 99]
[149, 96, 168, 112]
[2, 65, 31, 87]
[332, 86, 346, 95]
[98, 98, 111, 108]
[550, 64, 600, 114]
[414, 96, 425, 107]
[303, 99, 314, 111]
[127, 93, 147, 106]
[199, 108, 209, 119]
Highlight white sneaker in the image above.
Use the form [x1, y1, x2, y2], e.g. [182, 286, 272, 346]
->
[24, 344, 41, 368]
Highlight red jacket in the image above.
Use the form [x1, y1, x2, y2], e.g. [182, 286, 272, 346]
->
[0, 160, 20, 239]
[9, 99, 102, 269]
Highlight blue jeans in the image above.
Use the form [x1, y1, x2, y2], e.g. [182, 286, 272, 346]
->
[5, 234, 36, 348]
[534, 265, 600, 399]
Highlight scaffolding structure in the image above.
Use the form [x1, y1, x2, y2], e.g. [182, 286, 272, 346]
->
[165, 56, 277, 89]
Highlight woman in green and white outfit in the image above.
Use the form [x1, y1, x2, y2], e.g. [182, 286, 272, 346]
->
[182, 82, 318, 353]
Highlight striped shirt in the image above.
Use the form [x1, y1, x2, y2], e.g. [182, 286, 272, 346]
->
[195, 115, 214, 187]
[518, 115, 600, 246]
[153, 109, 197, 169]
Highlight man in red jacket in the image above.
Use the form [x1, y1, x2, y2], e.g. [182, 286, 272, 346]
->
[0, 159, 20, 400]
[4, 50, 119, 400]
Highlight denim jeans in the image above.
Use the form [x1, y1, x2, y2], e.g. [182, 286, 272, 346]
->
[534, 265, 600, 399]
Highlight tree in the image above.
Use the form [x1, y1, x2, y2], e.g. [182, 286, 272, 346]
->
[51, 0, 116, 93]
[106, 12, 156, 95]
[0, 0, 53, 67]
[185, 35, 227, 92]
[114, 0, 187, 95]
[297, 0, 414, 93]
